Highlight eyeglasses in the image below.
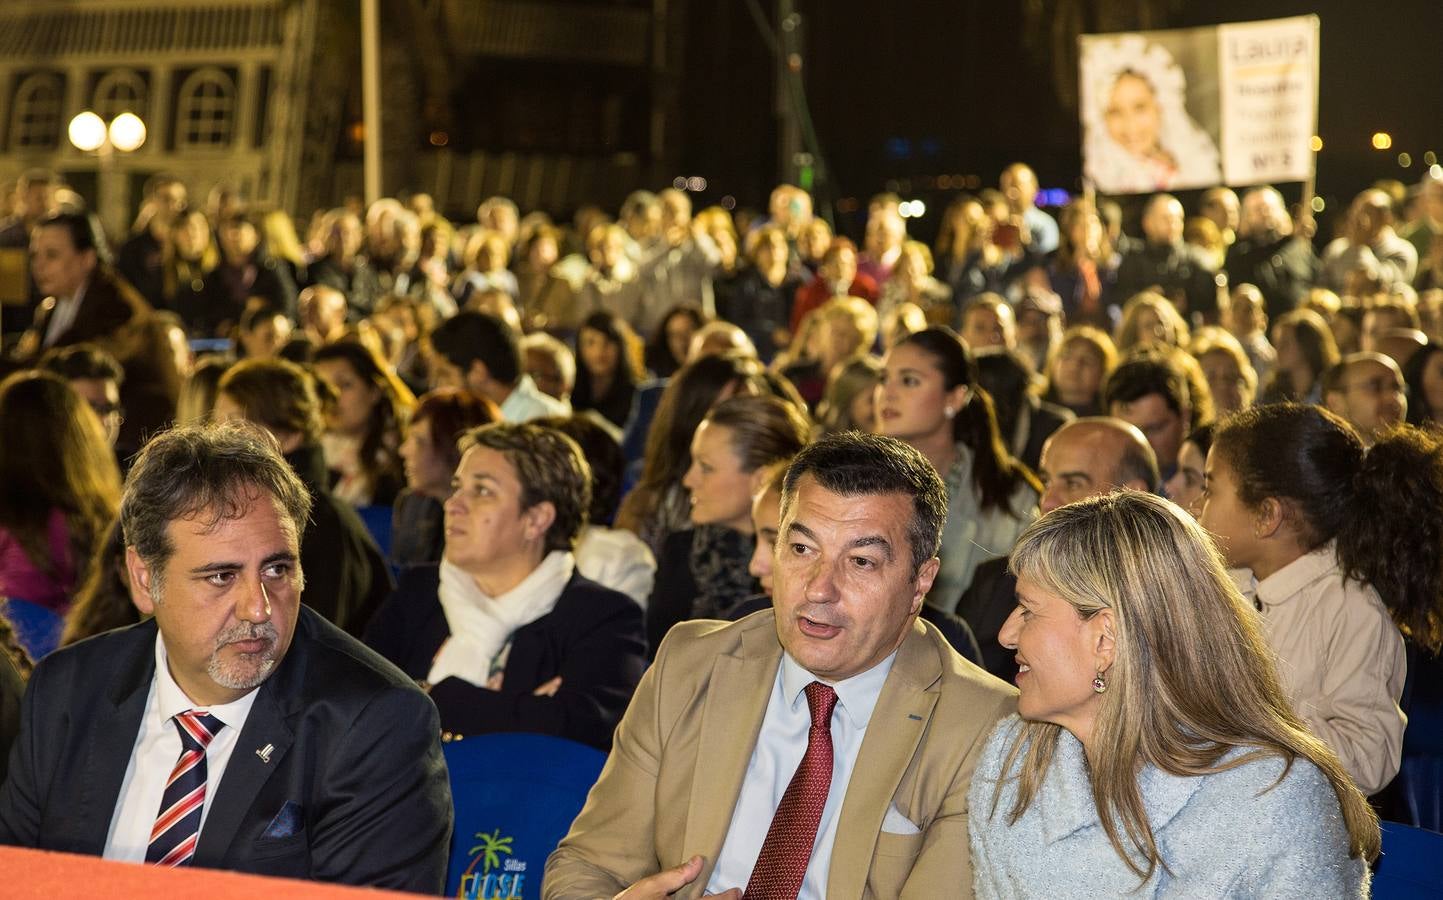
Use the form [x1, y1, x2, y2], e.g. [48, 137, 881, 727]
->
[1342, 377, 1404, 397]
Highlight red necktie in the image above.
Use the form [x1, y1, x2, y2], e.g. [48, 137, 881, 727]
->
[743, 681, 839, 900]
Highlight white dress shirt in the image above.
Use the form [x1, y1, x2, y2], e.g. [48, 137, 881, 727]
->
[575, 525, 656, 608]
[704, 649, 897, 898]
[103, 634, 260, 862]
[41, 279, 86, 348]
[499, 374, 571, 423]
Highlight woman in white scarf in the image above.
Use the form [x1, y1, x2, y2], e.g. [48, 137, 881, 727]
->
[365, 421, 647, 750]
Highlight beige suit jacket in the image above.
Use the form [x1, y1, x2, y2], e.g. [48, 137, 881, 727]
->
[543, 610, 1018, 899]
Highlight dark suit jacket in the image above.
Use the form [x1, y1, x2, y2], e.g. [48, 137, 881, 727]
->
[1018, 400, 1074, 474]
[365, 565, 647, 751]
[0, 607, 452, 891]
[955, 555, 1020, 682]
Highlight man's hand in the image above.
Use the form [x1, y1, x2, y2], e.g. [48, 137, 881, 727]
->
[533, 676, 563, 697]
[612, 856, 741, 900]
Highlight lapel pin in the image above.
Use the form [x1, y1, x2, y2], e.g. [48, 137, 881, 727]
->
[256, 743, 274, 764]
[907, 714, 923, 721]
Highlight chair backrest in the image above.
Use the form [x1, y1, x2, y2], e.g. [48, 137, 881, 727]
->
[0, 598, 63, 661]
[1372, 821, 1443, 899]
[355, 505, 393, 559]
[443, 732, 607, 900]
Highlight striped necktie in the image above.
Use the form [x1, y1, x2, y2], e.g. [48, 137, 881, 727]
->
[146, 710, 225, 867]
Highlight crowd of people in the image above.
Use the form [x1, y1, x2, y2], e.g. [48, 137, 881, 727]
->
[0, 158, 1440, 895]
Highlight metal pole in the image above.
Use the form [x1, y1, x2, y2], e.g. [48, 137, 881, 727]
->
[361, 0, 382, 205]
[776, 0, 801, 186]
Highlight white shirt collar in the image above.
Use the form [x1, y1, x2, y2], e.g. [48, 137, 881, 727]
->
[779, 648, 897, 731]
[153, 633, 260, 733]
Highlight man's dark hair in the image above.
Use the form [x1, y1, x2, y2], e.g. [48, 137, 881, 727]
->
[536, 414, 624, 525]
[781, 432, 947, 578]
[1102, 354, 1189, 420]
[39, 343, 124, 386]
[429, 311, 520, 386]
[121, 422, 313, 591]
[35, 210, 111, 264]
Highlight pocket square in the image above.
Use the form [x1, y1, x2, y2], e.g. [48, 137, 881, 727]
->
[262, 800, 305, 839]
[881, 801, 921, 835]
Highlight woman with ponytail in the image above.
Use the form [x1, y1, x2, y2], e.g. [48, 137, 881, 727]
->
[1198, 403, 1442, 795]
[875, 326, 1041, 610]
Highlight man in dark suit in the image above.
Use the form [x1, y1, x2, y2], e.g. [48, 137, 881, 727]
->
[22, 210, 181, 456]
[957, 417, 1159, 680]
[0, 423, 451, 891]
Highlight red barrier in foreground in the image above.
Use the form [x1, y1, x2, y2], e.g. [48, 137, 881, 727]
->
[0, 846, 431, 898]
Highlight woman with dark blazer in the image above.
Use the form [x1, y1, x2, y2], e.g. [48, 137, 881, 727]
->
[366, 421, 646, 751]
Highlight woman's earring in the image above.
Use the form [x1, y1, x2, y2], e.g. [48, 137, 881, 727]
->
[1092, 671, 1107, 694]
[944, 406, 955, 419]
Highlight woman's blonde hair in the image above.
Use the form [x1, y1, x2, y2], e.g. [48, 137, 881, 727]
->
[1042, 325, 1117, 406]
[1115, 291, 1191, 352]
[992, 492, 1379, 881]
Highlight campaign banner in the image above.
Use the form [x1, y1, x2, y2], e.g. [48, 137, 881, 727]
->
[1080, 16, 1318, 195]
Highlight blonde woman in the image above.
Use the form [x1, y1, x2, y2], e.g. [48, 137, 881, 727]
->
[1041, 326, 1117, 418]
[1114, 291, 1190, 353]
[969, 492, 1375, 898]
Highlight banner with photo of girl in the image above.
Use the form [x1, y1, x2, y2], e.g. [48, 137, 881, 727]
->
[1080, 16, 1319, 195]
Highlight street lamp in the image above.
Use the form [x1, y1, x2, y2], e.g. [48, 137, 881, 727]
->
[67, 109, 148, 240]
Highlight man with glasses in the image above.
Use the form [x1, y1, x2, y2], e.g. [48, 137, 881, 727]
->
[1323, 352, 1407, 444]
[40, 343, 124, 447]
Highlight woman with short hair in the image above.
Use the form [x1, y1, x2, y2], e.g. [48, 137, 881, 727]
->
[970, 492, 1376, 897]
[366, 422, 646, 750]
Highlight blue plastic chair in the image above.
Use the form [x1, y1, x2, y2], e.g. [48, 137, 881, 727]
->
[442, 732, 607, 900]
[0, 598, 63, 661]
[1394, 645, 1443, 831]
[1373, 822, 1443, 898]
[355, 505, 394, 561]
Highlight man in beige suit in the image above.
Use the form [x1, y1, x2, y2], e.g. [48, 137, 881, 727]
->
[544, 433, 1017, 899]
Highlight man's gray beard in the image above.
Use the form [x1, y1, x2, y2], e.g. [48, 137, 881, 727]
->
[207, 620, 281, 690]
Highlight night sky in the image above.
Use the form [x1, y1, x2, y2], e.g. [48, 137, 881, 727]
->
[681, 0, 1443, 237]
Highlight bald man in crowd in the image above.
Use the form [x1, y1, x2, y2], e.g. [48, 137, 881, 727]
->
[954, 418, 1160, 680]
[1323, 352, 1407, 445]
[1113, 193, 1221, 323]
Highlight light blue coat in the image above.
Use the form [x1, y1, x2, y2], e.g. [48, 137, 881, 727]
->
[968, 715, 1369, 898]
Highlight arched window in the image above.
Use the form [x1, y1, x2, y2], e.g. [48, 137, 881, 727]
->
[93, 69, 148, 121]
[9, 73, 63, 150]
[176, 68, 235, 149]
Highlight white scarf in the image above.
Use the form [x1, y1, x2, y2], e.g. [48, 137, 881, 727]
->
[428, 550, 574, 687]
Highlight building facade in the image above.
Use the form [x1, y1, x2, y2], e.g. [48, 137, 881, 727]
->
[0, 0, 682, 229]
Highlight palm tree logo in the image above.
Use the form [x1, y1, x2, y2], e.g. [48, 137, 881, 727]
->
[458, 828, 515, 897]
